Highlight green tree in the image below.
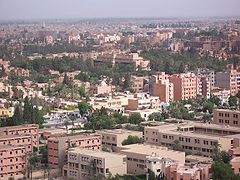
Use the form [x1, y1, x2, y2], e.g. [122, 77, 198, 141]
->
[79, 84, 86, 98]
[12, 104, 23, 125]
[148, 112, 164, 121]
[178, 62, 185, 73]
[112, 112, 128, 124]
[128, 113, 144, 124]
[202, 101, 214, 114]
[212, 161, 234, 180]
[122, 135, 143, 145]
[23, 96, 32, 123]
[229, 95, 238, 107]
[123, 74, 131, 90]
[78, 102, 90, 117]
[0, 65, 7, 77]
[172, 140, 183, 151]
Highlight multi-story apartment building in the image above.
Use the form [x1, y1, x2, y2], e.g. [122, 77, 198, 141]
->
[48, 134, 101, 168]
[144, 122, 240, 157]
[150, 72, 174, 103]
[194, 68, 215, 88]
[169, 73, 198, 101]
[126, 93, 160, 110]
[97, 129, 142, 151]
[213, 109, 240, 127]
[215, 69, 240, 96]
[118, 144, 185, 175]
[63, 148, 127, 179]
[0, 124, 39, 148]
[0, 135, 33, 153]
[0, 145, 27, 179]
[197, 77, 211, 99]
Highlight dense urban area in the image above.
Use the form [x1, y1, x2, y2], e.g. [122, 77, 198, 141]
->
[0, 17, 240, 180]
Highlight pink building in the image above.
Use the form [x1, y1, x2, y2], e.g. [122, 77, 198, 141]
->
[213, 109, 240, 127]
[169, 73, 198, 101]
[48, 134, 101, 168]
[14, 68, 30, 77]
[150, 72, 174, 103]
[0, 135, 33, 153]
[94, 81, 115, 95]
[0, 145, 27, 179]
[229, 147, 240, 175]
[164, 163, 210, 180]
[0, 124, 39, 148]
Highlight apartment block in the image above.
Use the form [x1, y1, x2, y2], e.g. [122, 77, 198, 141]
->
[144, 122, 239, 157]
[63, 148, 127, 179]
[97, 129, 142, 151]
[215, 70, 240, 95]
[169, 73, 198, 101]
[0, 135, 33, 153]
[118, 144, 185, 175]
[150, 72, 174, 103]
[194, 68, 215, 88]
[0, 145, 27, 179]
[197, 77, 211, 99]
[48, 134, 101, 169]
[0, 124, 39, 148]
[213, 109, 240, 127]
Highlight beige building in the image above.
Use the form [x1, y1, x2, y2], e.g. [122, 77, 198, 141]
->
[131, 76, 144, 93]
[144, 122, 240, 157]
[117, 144, 185, 175]
[213, 109, 240, 127]
[63, 148, 127, 179]
[126, 93, 160, 111]
[97, 129, 142, 151]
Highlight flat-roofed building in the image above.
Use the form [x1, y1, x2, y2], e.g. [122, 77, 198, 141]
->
[63, 148, 127, 179]
[150, 72, 174, 103]
[213, 109, 240, 127]
[0, 124, 39, 148]
[126, 93, 160, 111]
[0, 134, 34, 153]
[144, 122, 239, 157]
[48, 134, 101, 168]
[97, 129, 142, 151]
[0, 145, 27, 179]
[118, 144, 185, 175]
[169, 73, 198, 101]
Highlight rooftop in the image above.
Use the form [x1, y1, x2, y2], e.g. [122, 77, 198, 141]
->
[120, 144, 185, 157]
[69, 148, 126, 159]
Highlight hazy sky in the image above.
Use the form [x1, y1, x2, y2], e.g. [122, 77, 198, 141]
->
[0, 0, 240, 20]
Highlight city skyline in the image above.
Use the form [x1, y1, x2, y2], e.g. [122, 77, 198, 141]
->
[0, 0, 240, 20]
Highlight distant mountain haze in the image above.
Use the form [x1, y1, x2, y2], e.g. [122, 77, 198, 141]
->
[0, 0, 240, 20]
